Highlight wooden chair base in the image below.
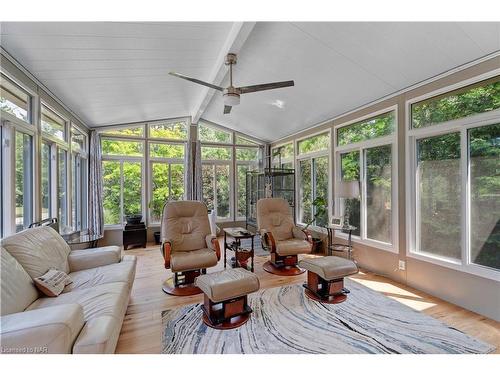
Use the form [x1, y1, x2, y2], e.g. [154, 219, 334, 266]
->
[302, 270, 350, 304]
[202, 311, 250, 330]
[303, 286, 347, 304]
[263, 260, 306, 276]
[162, 277, 203, 296]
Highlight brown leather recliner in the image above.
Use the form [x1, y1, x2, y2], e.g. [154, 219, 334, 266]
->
[160, 200, 220, 295]
[257, 198, 312, 275]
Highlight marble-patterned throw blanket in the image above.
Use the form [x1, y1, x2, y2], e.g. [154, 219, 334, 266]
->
[161, 280, 494, 354]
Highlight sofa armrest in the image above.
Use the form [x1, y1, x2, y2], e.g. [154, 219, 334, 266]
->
[205, 234, 221, 260]
[0, 304, 84, 354]
[68, 246, 122, 272]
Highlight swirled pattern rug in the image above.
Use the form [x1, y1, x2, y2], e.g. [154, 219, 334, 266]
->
[161, 280, 494, 354]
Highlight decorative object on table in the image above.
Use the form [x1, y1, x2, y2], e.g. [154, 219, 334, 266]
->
[299, 256, 358, 304]
[326, 224, 356, 260]
[123, 216, 147, 250]
[257, 198, 312, 276]
[246, 167, 295, 230]
[162, 282, 494, 354]
[330, 216, 343, 227]
[336, 180, 360, 229]
[223, 227, 255, 272]
[160, 201, 220, 296]
[194, 268, 260, 330]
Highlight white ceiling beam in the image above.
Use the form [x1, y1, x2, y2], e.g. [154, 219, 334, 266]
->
[191, 22, 256, 124]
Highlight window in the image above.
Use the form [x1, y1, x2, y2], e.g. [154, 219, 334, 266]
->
[298, 133, 329, 154]
[41, 142, 52, 220]
[235, 146, 260, 219]
[149, 120, 188, 140]
[202, 164, 231, 220]
[102, 160, 143, 226]
[1, 73, 31, 123]
[408, 78, 500, 276]
[101, 139, 144, 156]
[71, 128, 85, 152]
[149, 142, 185, 223]
[198, 122, 232, 143]
[297, 133, 330, 227]
[15, 131, 33, 231]
[411, 77, 500, 129]
[337, 111, 395, 146]
[335, 110, 397, 247]
[41, 105, 66, 141]
[235, 135, 258, 146]
[272, 143, 294, 167]
[57, 149, 68, 230]
[201, 146, 232, 160]
[100, 126, 144, 137]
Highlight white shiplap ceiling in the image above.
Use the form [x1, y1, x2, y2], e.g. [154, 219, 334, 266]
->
[1, 22, 499, 142]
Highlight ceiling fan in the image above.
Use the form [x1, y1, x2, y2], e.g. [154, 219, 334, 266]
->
[169, 53, 294, 114]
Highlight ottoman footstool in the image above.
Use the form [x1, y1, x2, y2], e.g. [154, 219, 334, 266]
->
[298, 256, 358, 304]
[195, 268, 260, 329]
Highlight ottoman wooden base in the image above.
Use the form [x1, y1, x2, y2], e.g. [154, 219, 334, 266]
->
[263, 260, 306, 276]
[201, 295, 252, 330]
[303, 271, 350, 304]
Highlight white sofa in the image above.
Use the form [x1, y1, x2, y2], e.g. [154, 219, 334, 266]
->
[0, 226, 136, 354]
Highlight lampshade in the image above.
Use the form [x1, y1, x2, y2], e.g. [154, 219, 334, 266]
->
[336, 180, 360, 199]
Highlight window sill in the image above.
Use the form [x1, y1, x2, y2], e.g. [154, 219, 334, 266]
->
[335, 232, 398, 254]
[407, 251, 500, 282]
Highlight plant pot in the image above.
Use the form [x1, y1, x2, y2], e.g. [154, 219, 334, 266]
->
[125, 214, 143, 225]
[153, 231, 161, 245]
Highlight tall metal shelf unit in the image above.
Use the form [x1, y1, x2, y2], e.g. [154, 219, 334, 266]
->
[245, 167, 296, 229]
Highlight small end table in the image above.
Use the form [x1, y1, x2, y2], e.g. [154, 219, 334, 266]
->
[326, 225, 357, 261]
[66, 233, 103, 248]
[223, 227, 255, 272]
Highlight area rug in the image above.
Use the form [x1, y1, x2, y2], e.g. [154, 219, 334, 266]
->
[161, 280, 494, 354]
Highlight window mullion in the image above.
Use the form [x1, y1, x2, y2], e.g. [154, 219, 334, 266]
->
[460, 128, 469, 266]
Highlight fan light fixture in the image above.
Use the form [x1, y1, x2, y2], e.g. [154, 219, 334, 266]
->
[224, 92, 240, 106]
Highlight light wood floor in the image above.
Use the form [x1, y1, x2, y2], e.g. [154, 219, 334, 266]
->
[115, 242, 500, 354]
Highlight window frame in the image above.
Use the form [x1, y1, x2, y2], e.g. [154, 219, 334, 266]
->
[333, 106, 399, 253]
[405, 71, 500, 281]
[0, 72, 33, 125]
[147, 117, 189, 141]
[271, 142, 295, 168]
[294, 129, 332, 230]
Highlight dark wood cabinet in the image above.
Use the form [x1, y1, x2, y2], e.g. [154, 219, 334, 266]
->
[123, 223, 147, 250]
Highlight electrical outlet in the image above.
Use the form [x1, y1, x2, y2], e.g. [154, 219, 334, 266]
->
[398, 260, 406, 271]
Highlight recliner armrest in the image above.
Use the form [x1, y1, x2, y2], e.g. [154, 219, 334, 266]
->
[260, 230, 277, 253]
[205, 234, 221, 260]
[161, 241, 172, 269]
[293, 226, 312, 243]
[0, 304, 84, 354]
[68, 246, 122, 272]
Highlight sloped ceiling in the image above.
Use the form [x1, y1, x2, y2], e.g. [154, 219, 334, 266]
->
[1, 22, 499, 142]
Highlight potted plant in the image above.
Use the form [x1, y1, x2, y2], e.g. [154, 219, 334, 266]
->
[303, 196, 328, 253]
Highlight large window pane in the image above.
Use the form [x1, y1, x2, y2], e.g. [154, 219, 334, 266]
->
[1, 74, 30, 123]
[202, 164, 215, 212]
[101, 127, 144, 137]
[299, 159, 312, 224]
[337, 111, 395, 146]
[103, 161, 121, 225]
[41, 142, 51, 220]
[365, 145, 392, 243]
[340, 151, 360, 236]
[416, 133, 461, 259]
[236, 147, 259, 161]
[298, 133, 329, 154]
[58, 149, 67, 229]
[71, 154, 83, 231]
[101, 139, 143, 156]
[201, 146, 231, 160]
[215, 165, 230, 219]
[42, 105, 66, 141]
[150, 162, 185, 222]
[198, 122, 232, 143]
[149, 121, 187, 140]
[237, 165, 249, 218]
[235, 135, 258, 146]
[123, 161, 142, 217]
[15, 132, 33, 231]
[272, 143, 294, 165]
[149, 142, 184, 159]
[71, 128, 85, 153]
[314, 156, 329, 227]
[412, 78, 500, 129]
[469, 123, 500, 270]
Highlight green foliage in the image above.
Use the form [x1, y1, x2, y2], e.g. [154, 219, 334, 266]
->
[201, 146, 231, 160]
[101, 139, 143, 156]
[412, 80, 500, 128]
[298, 133, 329, 154]
[202, 164, 230, 219]
[149, 121, 187, 140]
[150, 143, 184, 159]
[337, 111, 395, 146]
[150, 163, 184, 222]
[235, 135, 258, 146]
[340, 151, 361, 235]
[299, 156, 329, 227]
[101, 127, 144, 137]
[199, 122, 232, 143]
[236, 147, 259, 161]
[304, 196, 328, 230]
[272, 143, 294, 165]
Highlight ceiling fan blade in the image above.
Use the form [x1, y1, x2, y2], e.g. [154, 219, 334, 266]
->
[223, 105, 232, 114]
[169, 72, 224, 91]
[238, 80, 294, 94]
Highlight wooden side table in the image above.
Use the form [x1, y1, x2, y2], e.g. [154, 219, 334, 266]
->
[326, 225, 357, 260]
[223, 227, 255, 272]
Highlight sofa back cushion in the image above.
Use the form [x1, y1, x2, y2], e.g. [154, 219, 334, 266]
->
[1, 247, 39, 315]
[161, 201, 210, 252]
[257, 198, 294, 241]
[1, 226, 71, 279]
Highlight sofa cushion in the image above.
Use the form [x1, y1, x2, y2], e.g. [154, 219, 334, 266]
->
[276, 238, 312, 256]
[72, 315, 123, 354]
[2, 226, 71, 279]
[64, 256, 136, 293]
[170, 248, 218, 273]
[0, 247, 39, 316]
